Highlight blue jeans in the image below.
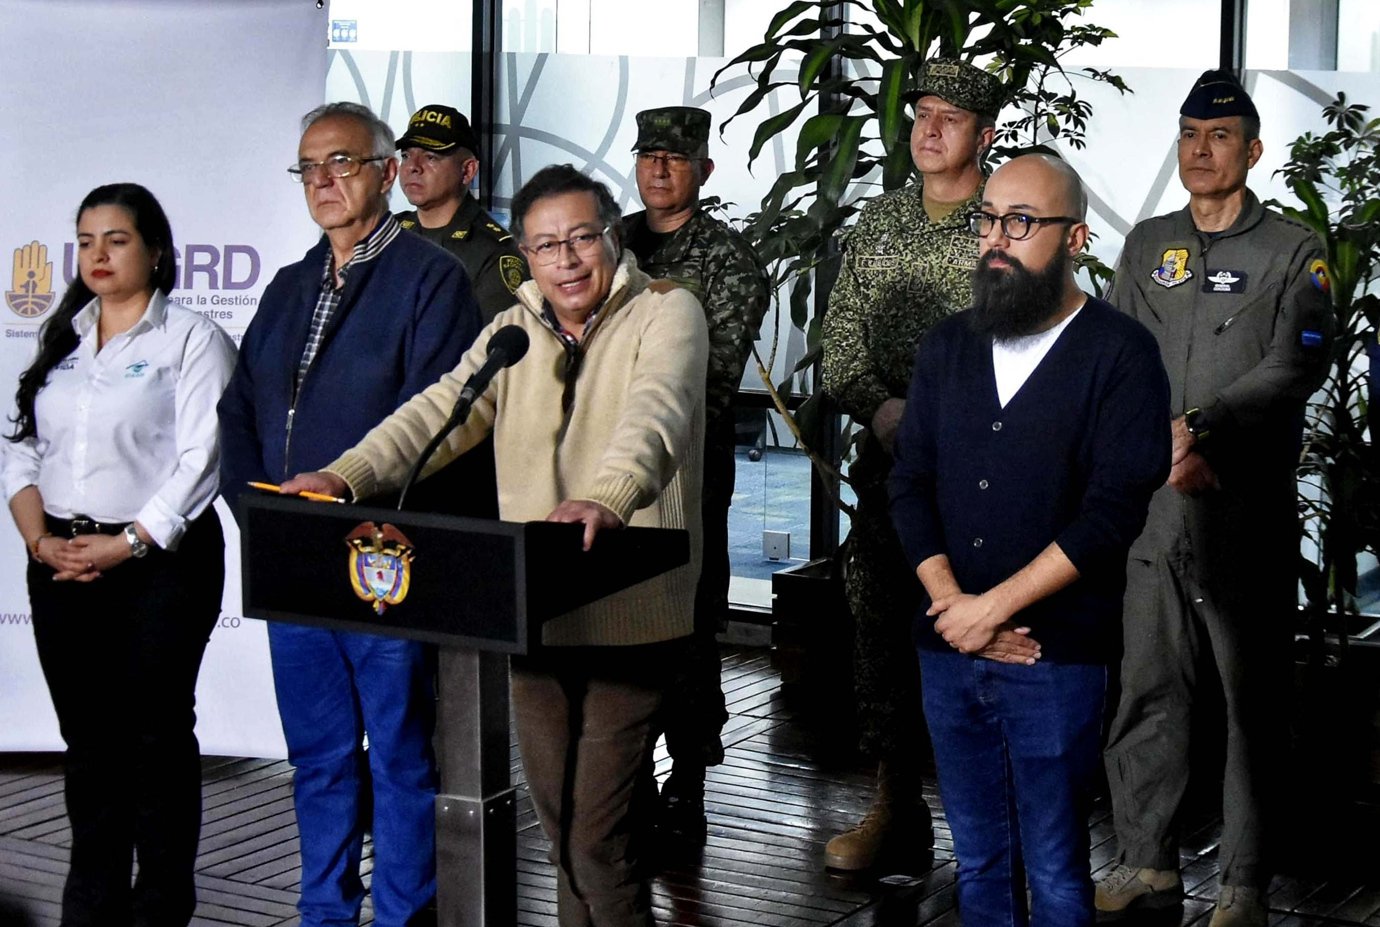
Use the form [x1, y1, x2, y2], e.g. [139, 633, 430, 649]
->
[919, 648, 1107, 927]
[268, 624, 438, 927]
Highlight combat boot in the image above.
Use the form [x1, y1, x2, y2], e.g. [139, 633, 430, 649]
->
[1207, 886, 1267, 927]
[823, 760, 933, 871]
[1094, 863, 1183, 919]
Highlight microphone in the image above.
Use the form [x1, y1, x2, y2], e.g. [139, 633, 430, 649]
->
[397, 325, 530, 510]
[453, 325, 529, 417]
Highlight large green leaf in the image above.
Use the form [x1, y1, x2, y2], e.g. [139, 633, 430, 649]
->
[747, 98, 813, 166]
[875, 58, 910, 155]
[817, 116, 866, 205]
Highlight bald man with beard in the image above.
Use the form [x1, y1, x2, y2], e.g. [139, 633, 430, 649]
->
[888, 156, 1170, 925]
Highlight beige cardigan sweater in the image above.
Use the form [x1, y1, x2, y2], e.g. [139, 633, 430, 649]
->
[326, 255, 708, 646]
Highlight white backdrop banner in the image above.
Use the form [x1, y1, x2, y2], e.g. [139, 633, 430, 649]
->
[0, 0, 332, 757]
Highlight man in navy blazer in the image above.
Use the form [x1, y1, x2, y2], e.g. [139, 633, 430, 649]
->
[218, 101, 481, 927]
[889, 154, 1170, 926]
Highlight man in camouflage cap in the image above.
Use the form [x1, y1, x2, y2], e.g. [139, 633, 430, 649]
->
[395, 104, 529, 321]
[1095, 70, 1333, 927]
[820, 56, 1002, 871]
[623, 105, 771, 847]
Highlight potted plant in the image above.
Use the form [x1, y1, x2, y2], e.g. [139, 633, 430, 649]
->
[1273, 93, 1380, 791]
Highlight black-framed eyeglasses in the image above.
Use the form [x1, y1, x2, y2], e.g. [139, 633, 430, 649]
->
[520, 226, 611, 266]
[288, 154, 388, 183]
[635, 151, 699, 172]
[967, 210, 1079, 241]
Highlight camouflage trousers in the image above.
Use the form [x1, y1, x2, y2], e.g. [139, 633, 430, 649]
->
[844, 492, 929, 762]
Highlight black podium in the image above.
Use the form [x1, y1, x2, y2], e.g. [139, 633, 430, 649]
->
[239, 494, 689, 927]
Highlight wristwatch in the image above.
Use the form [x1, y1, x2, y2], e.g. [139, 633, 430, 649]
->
[1184, 407, 1211, 443]
[124, 524, 149, 558]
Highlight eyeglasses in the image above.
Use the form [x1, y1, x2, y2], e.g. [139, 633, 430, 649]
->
[521, 226, 611, 266]
[288, 154, 388, 183]
[967, 210, 1079, 241]
[635, 152, 699, 172]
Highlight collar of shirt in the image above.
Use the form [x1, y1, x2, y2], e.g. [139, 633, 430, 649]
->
[71, 290, 166, 340]
[320, 213, 404, 289]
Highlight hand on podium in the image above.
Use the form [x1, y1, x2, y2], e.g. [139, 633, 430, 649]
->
[546, 500, 623, 551]
[280, 471, 352, 502]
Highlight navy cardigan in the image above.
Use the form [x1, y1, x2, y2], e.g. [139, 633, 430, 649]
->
[218, 227, 481, 519]
[889, 297, 1171, 664]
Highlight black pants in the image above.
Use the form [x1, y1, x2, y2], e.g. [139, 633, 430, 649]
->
[28, 511, 224, 927]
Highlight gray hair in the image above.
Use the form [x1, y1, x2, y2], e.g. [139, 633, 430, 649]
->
[301, 102, 396, 158]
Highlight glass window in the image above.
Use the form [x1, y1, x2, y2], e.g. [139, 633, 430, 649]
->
[327, 0, 472, 52]
[1058, 0, 1221, 69]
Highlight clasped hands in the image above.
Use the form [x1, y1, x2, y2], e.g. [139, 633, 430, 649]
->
[928, 591, 1042, 665]
[34, 533, 130, 582]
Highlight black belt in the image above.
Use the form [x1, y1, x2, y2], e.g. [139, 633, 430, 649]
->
[46, 515, 125, 538]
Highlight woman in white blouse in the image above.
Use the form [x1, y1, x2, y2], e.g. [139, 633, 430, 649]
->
[3, 183, 236, 927]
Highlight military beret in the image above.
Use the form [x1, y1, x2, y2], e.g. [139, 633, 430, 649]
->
[632, 106, 711, 159]
[915, 58, 1005, 120]
[1180, 70, 1259, 121]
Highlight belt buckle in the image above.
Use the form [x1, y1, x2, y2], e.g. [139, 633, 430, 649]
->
[70, 516, 96, 537]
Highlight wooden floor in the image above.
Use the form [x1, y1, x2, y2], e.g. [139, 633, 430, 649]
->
[3, 646, 1380, 926]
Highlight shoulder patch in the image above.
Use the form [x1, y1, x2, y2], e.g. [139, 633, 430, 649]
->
[1309, 258, 1330, 294]
[485, 221, 512, 242]
[499, 254, 526, 294]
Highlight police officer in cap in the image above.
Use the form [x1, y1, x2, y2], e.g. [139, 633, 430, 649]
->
[396, 104, 529, 321]
[820, 56, 1003, 872]
[1095, 71, 1334, 927]
[624, 106, 771, 847]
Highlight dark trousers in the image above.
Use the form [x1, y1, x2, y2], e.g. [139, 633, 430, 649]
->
[512, 643, 674, 927]
[661, 434, 732, 770]
[921, 649, 1108, 927]
[28, 511, 224, 927]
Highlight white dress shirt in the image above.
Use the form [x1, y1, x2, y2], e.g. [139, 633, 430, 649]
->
[2, 290, 237, 550]
[991, 305, 1082, 408]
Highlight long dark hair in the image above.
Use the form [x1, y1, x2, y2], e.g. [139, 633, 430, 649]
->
[7, 183, 175, 442]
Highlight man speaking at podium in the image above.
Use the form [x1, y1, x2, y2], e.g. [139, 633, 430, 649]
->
[285, 164, 709, 927]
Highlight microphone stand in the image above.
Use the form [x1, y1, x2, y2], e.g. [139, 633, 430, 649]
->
[395, 397, 475, 512]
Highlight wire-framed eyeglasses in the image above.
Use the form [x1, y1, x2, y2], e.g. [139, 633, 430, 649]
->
[520, 226, 611, 266]
[288, 154, 388, 183]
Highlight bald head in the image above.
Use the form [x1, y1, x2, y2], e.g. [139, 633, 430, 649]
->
[986, 153, 1088, 221]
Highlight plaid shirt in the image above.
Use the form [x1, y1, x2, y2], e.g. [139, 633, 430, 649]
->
[296, 214, 403, 389]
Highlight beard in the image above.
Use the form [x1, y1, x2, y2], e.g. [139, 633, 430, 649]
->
[968, 247, 1069, 341]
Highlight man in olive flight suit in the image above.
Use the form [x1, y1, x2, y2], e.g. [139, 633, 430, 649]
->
[623, 105, 772, 847]
[395, 104, 528, 321]
[1095, 71, 1335, 927]
[820, 58, 1004, 871]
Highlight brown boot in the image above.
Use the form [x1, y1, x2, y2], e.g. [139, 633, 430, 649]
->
[824, 760, 933, 870]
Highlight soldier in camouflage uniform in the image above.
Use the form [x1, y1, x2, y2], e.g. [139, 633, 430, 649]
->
[820, 59, 1005, 871]
[623, 106, 772, 846]
[395, 104, 529, 322]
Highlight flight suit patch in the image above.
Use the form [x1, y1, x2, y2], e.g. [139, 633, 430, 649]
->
[1309, 258, 1330, 294]
[1203, 269, 1247, 293]
[1151, 248, 1193, 288]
